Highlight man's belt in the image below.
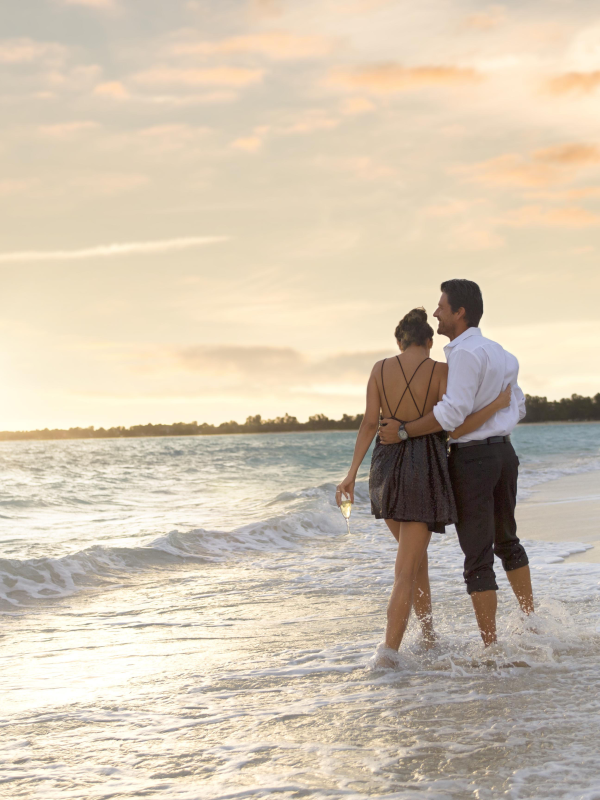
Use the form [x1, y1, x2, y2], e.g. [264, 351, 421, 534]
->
[449, 435, 511, 451]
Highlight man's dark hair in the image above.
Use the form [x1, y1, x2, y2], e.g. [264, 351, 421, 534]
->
[440, 279, 483, 328]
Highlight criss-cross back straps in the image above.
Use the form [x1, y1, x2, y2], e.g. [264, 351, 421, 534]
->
[421, 360, 437, 416]
[380, 356, 433, 420]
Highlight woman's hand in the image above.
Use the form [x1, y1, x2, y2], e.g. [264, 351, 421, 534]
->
[494, 384, 512, 410]
[336, 475, 356, 505]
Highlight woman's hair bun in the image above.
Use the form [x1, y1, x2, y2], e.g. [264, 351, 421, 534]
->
[394, 307, 434, 349]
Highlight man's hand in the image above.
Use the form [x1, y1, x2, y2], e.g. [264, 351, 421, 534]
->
[378, 418, 400, 445]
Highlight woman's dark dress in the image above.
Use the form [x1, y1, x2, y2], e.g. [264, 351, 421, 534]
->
[369, 357, 458, 534]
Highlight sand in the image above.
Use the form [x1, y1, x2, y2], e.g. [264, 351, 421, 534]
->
[516, 470, 600, 563]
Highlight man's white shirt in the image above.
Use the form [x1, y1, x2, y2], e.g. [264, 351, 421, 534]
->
[432, 327, 526, 442]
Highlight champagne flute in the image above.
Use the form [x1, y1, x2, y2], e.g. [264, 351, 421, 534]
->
[338, 490, 352, 533]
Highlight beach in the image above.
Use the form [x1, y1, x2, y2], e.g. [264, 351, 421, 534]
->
[517, 470, 600, 563]
[1, 424, 599, 799]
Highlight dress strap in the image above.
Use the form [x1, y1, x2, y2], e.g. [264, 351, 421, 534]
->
[395, 356, 431, 419]
[421, 361, 437, 417]
[380, 358, 394, 419]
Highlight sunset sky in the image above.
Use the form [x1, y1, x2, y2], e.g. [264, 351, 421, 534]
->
[2, 0, 600, 430]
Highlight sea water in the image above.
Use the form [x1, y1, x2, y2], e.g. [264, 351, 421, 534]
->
[1, 424, 600, 799]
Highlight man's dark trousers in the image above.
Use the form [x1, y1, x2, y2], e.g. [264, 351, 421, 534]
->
[448, 441, 529, 594]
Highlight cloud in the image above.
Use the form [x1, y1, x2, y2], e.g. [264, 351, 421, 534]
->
[93, 80, 129, 99]
[455, 153, 554, 187]
[174, 344, 386, 387]
[279, 111, 339, 135]
[231, 136, 262, 152]
[132, 66, 264, 88]
[0, 37, 66, 65]
[340, 96, 375, 115]
[533, 143, 600, 165]
[327, 63, 483, 93]
[60, 0, 116, 8]
[170, 31, 334, 60]
[524, 187, 600, 201]
[0, 179, 37, 196]
[38, 121, 99, 139]
[502, 205, 600, 228]
[457, 144, 600, 188]
[0, 236, 228, 264]
[464, 6, 506, 31]
[547, 71, 600, 95]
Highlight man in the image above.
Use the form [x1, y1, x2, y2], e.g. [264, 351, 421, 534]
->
[379, 279, 534, 646]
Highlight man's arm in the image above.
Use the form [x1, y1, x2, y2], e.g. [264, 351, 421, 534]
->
[514, 382, 526, 421]
[378, 349, 482, 444]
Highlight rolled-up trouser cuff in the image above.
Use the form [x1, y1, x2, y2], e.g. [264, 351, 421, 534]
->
[502, 552, 529, 572]
[465, 571, 499, 595]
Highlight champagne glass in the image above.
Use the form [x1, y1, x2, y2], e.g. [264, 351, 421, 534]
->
[338, 491, 352, 533]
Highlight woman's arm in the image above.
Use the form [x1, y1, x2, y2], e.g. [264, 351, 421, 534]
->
[336, 366, 381, 503]
[449, 385, 512, 440]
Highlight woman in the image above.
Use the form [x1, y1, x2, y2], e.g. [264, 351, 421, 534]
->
[336, 308, 511, 662]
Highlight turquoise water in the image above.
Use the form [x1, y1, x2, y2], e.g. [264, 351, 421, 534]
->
[1, 424, 600, 798]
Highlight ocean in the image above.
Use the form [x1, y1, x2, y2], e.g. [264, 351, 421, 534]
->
[1, 423, 600, 799]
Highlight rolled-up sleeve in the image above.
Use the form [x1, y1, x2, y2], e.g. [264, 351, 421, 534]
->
[432, 349, 482, 432]
[514, 383, 526, 421]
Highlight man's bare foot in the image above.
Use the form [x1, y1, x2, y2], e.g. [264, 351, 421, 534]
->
[422, 632, 438, 651]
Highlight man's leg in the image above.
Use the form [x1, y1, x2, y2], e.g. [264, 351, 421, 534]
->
[449, 446, 501, 646]
[493, 444, 534, 615]
[470, 590, 498, 646]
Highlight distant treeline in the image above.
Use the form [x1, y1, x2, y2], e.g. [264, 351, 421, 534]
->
[0, 413, 364, 441]
[0, 395, 599, 442]
[521, 393, 600, 423]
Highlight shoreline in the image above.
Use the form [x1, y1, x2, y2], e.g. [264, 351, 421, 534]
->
[516, 469, 600, 563]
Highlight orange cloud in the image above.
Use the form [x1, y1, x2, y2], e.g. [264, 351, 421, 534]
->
[231, 136, 262, 152]
[340, 96, 375, 115]
[328, 63, 482, 93]
[38, 121, 99, 139]
[547, 71, 600, 95]
[464, 6, 505, 31]
[458, 144, 600, 188]
[457, 154, 555, 187]
[171, 31, 333, 60]
[280, 112, 339, 135]
[503, 205, 600, 228]
[132, 66, 264, 88]
[524, 187, 600, 201]
[533, 143, 600, 165]
[93, 80, 129, 99]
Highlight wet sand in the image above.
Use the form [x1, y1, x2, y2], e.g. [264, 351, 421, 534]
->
[517, 470, 600, 563]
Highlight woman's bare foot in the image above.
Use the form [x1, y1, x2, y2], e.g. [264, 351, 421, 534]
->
[372, 643, 400, 668]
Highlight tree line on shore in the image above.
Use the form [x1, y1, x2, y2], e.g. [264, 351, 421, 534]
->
[1, 394, 599, 442]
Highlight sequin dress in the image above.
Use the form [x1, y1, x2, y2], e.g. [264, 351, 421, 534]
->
[369, 357, 458, 534]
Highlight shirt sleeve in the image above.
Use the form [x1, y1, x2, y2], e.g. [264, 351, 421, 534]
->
[514, 383, 526, 421]
[433, 348, 482, 432]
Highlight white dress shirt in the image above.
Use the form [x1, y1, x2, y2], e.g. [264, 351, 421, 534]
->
[432, 327, 526, 442]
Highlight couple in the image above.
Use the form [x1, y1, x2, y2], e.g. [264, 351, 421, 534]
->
[337, 279, 535, 660]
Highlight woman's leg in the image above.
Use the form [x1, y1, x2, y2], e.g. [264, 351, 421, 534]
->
[413, 550, 436, 645]
[384, 519, 400, 543]
[385, 520, 435, 644]
[384, 521, 432, 651]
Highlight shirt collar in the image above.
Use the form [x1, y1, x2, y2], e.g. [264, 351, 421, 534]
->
[443, 326, 482, 352]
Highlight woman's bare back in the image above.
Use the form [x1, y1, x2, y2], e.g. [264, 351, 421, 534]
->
[374, 352, 448, 422]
